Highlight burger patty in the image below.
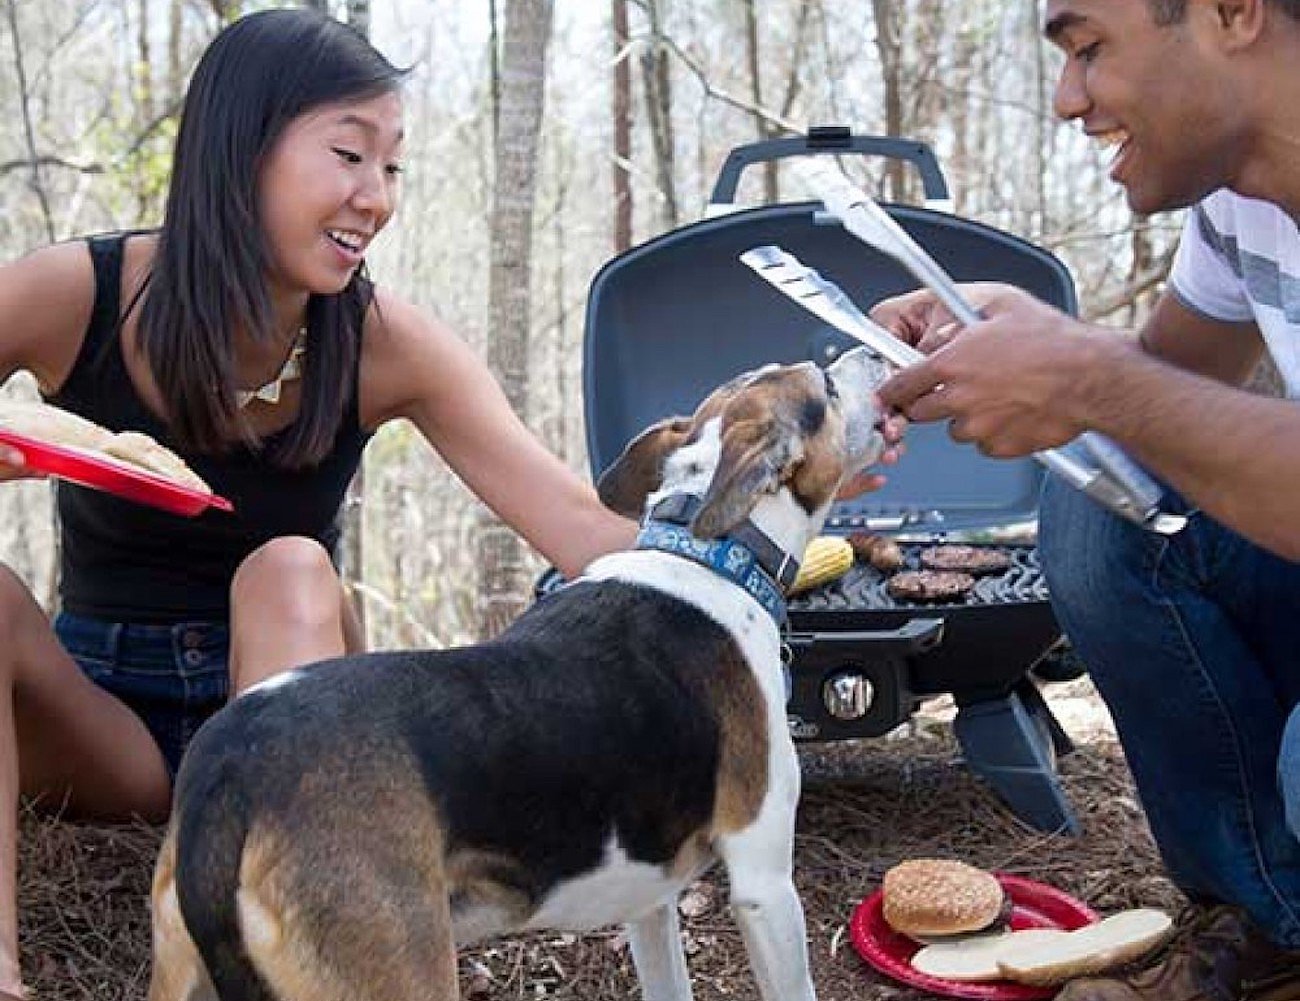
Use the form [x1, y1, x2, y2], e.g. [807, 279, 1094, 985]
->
[918, 544, 1011, 576]
[885, 569, 976, 603]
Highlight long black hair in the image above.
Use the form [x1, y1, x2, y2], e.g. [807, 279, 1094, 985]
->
[138, 8, 407, 467]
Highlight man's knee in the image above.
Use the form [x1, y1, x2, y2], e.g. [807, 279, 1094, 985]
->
[230, 537, 340, 629]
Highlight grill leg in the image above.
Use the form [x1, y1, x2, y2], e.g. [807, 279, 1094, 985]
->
[953, 687, 1080, 835]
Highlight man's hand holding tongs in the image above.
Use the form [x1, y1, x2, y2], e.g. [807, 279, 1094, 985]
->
[870, 282, 1120, 460]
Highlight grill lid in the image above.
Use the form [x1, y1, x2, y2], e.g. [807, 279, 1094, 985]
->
[584, 150, 1078, 533]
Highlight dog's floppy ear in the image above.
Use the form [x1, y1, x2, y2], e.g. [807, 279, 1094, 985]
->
[692, 408, 802, 539]
[596, 417, 694, 518]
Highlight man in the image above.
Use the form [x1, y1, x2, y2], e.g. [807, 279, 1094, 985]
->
[872, 1, 1300, 998]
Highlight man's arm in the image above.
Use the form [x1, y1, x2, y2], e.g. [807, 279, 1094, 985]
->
[876, 287, 1300, 559]
[1079, 327, 1300, 557]
[1138, 291, 1265, 386]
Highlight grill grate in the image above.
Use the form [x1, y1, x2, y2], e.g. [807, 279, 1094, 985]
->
[788, 543, 1048, 611]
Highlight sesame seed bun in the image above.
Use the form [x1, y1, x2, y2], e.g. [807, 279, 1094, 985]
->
[882, 859, 1006, 939]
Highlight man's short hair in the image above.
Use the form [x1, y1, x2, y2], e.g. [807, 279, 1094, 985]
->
[1148, 0, 1300, 24]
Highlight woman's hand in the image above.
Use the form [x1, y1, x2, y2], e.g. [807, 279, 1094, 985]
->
[836, 410, 908, 498]
[0, 444, 45, 484]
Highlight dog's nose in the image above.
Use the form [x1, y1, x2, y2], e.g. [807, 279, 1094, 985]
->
[826, 347, 890, 399]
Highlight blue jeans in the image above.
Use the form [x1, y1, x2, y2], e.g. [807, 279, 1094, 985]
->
[1039, 475, 1300, 947]
[54, 612, 230, 777]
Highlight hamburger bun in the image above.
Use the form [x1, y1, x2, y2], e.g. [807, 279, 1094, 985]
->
[882, 859, 1005, 939]
[910, 908, 1174, 986]
[996, 908, 1173, 987]
[911, 928, 1071, 982]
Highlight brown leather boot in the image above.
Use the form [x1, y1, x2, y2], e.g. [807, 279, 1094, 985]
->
[1240, 934, 1300, 1001]
[1054, 906, 1254, 1001]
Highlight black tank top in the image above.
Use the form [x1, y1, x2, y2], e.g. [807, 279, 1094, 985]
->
[47, 233, 372, 623]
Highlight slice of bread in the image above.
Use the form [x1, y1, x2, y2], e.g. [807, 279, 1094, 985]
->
[0, 401, 211, 495]
[996, 908, 1174, 987]
[912, 928, 1072, 981]
[102, 431, 210, 494]
[0, 401, 111, 452]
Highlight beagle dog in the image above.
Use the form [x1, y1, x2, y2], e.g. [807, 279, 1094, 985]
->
[147, 347, 890, 1001]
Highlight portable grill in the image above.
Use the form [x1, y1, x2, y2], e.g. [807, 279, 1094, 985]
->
[575, 129, 1082, 833]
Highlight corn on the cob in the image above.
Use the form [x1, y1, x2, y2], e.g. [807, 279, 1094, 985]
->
[789, 536, 854, 594]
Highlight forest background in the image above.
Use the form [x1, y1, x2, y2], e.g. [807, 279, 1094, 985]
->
[0, 0, 1177, 648]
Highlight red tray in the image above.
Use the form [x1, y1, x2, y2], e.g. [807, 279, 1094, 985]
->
[849, 874, 1099, 1000]
[0, 429, 233, 518]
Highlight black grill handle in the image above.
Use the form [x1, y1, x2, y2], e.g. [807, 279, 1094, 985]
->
[784, 617, 945, 656]
[707, 127, 951, 208]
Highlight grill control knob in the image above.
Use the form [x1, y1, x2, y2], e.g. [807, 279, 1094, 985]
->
[823, 671, 874, 720]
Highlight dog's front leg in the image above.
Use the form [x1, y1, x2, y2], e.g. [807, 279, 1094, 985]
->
[626, 902, 694, 1001]
[717, 814, 816, 1001]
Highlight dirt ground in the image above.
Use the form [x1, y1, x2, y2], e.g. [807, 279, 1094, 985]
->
[21, 678, 1185, 1000]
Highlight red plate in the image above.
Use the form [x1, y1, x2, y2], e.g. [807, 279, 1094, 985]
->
[0, 429, 233, 518]
[849, 874, 1099, 1000]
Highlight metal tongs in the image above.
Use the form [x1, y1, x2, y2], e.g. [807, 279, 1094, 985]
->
[741, 161, 1187, 535]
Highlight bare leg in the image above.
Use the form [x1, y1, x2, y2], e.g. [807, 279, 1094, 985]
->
[0, 565, 171, 996]
[228, 537, 363, 694]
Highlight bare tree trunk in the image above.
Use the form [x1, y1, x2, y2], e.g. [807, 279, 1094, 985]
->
[742, 0, 777, 204]
[338, 0, 369, 642]
[612, 0, 633, 252]
[738, 0, 811, 205]
[1030, 0, 1050, 237]
[640, 0, 678, 230]
[168, 0, 184, 98]
[136, 0, 155, 220]
[207, 0, 240, 25]
[5, 0, 56, 243]
[777, 1, 812, 124]
[138, 0, 154, 121]
[488, 0, 501, 141]
[869, 0, 905, 201]
[477, 0, 554, 640]
[1126, 214, 1153, 326]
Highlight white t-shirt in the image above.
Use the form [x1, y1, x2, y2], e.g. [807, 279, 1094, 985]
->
[1168, 188, 1300, 397]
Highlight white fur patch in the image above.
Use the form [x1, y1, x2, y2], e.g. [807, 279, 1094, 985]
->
[581, 551, 787, 721]
[241, 669, 304, 698]
[521, 835, 688, 931]
[649, 417, 723, 506]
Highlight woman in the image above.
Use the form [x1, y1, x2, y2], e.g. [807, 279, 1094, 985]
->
[0, 10, 641, 996]
[0, 9, 901, 995]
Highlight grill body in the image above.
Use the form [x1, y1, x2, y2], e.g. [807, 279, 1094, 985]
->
[784, 543, 1061, 741]
[577, 132, 1083, 832]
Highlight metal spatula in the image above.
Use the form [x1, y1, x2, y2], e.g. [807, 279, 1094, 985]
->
[740, 243, 1187, 535]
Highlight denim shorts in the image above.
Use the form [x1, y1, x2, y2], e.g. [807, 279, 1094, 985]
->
[54, 612, 231, 778]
